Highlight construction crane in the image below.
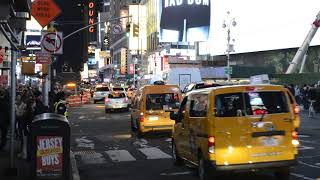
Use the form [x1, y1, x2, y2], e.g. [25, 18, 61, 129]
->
[286, 11, 320, 74]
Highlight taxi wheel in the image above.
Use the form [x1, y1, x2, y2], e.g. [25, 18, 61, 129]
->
[274, 167, 290, 180]
[198, 154, 212, 180]
[93, 100, 97, 104]
[172, 140, 183, 166]
[137, 129, 144, 138]
[105, 109, 109, 113]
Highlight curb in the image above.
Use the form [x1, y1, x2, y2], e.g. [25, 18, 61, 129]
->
[70, 151, 80, 180]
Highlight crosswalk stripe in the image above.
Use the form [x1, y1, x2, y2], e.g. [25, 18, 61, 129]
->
[139, 147, 172, 159]
[105, 150, 136, 162]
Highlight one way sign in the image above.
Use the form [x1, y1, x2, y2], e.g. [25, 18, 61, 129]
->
[41, 31, 63, 54]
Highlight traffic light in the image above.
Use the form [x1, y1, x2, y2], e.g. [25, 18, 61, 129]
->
[133, 24, 139, 37]
[126, 23, 130, 37]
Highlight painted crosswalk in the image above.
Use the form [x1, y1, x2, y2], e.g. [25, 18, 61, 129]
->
[105, 150, 136, 162]
[75, 147, 172, 164]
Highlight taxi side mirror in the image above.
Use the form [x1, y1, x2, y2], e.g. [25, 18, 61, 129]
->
[170, 111, 179, 121]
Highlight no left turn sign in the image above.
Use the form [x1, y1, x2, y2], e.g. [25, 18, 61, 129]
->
[41, 31, 63, 54]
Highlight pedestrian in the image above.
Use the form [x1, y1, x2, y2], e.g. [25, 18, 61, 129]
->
[54, 91, 68, 118]
[294, 85, 301, 104]
[33, 90, 47, 115]
[0, 88, 10, 150]
[16, 93, 28, 159]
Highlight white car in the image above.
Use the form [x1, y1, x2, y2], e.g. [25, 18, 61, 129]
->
[93, 86, 110, 104]
[105, 92, 129, 112]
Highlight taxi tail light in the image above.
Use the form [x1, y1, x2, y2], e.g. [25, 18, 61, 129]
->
[291, 130, 298, 139]
[291, 130, 300, 146]
[139, 113, 144, 122]
[208, 136, 215, 154]
[293, 105, 300, 114]
[123, 98, 129, 103]
[105, 98, 110, 103]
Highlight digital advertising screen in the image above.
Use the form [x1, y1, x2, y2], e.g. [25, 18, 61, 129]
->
[159, 0, 212, 42]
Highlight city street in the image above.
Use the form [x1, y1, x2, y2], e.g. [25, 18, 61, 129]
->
[70, 104, 320, 180]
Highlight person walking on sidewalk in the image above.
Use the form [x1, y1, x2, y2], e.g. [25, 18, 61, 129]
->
[0, 88, 10, 150]
[16, 93, 28, 159]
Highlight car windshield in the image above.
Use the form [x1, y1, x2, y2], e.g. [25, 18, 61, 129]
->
[215, 91, 289, 117]
[96, 87, 109, 91]
[108, 93, 126, 99]
[146, 93, 180, 110]
[113, 88, 124, 91]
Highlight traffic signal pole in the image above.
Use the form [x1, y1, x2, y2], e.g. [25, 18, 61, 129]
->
[63, 15, 132, 41]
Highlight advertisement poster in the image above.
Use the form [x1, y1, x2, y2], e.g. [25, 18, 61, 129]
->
[36, 136, 63, 177]
[159, 0, 211, 42]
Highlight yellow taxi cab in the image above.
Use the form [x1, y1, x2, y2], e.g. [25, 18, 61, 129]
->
[170, 85, 300, 180]
[130, 83, 182, 137]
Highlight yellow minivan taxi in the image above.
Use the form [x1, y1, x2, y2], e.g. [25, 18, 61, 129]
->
[171, 85, 300, 180]
[130, 84, 182, 137]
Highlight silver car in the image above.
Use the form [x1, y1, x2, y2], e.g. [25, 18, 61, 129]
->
[93, 86, 110, 104]
[105, 92, 129, 113]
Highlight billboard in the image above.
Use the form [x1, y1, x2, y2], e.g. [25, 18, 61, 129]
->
[159, 0, 211, 42]
[25, 35, 41, 50]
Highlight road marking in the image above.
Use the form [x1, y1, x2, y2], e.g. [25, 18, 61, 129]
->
[290, 173, 317, 180]
[299, 145, 315, 150]
[298, 154, 320, 159]
[165, 138, 172, 142]
[133, 139, 149, 148]
[77, 151, 106, 164]
[160, 171, 193, 176]
[105, 150, 136, 162]
[300, 140, 320, 145]
[298, 135, 311, 138]
[75, 137, 95, 149]
[139, 147, 172, 159]
[79, 116, 85, 119]
[299, 161, 320, 169]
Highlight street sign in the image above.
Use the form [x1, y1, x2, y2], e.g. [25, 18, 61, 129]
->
[41, 31, 63, 54]
[111, 24, 123, 34]
[35, 52, 52, 64]
[224, 67, 233, 75]
[31, 0, 61, 28]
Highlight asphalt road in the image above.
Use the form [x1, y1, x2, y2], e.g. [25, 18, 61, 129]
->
[69, 104, 320, 180]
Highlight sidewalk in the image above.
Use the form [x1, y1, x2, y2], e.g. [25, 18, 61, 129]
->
[0, 144, 31, 180]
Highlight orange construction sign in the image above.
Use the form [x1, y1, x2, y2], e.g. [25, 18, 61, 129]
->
[31, 0, 61, 28]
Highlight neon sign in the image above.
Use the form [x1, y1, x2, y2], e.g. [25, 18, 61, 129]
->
[88, 1, 95, 33]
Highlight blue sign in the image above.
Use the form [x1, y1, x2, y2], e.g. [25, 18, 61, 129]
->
[25, 35, 41, 49]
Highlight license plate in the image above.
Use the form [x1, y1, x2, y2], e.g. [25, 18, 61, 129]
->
[261, 137, 278, 146]
[148, 116, 159, 121]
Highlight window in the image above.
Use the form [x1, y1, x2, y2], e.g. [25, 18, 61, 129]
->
[245, 91, 289, 115]
[146, 93, 180, 111]
[215, 93, 244, 117]
[190, 94, 208, 117]
[96, 87, 109, 91]
[108, 93, 126, 99]
[113, 87, 124, 91]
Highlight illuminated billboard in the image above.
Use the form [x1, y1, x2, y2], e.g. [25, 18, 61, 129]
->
[159, 0, 211, 42]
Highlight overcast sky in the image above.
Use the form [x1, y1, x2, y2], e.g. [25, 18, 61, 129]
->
[200, 0, 320, 55]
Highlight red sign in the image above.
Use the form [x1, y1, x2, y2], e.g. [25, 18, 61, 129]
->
[36, 52, 52, 64]
[0, 75, 8, 86]
[31, 0, 61, 27]
[36, 136, 63, 177]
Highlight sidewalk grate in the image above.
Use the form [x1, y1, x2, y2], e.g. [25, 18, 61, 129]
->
[74, 150, 106, 165]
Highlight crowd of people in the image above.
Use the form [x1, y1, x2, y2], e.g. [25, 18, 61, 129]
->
[0, 85, 68, 160]
[286, 84, 320, 112]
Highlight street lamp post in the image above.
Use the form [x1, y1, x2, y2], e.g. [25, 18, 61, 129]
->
[223, 11, 237, 82]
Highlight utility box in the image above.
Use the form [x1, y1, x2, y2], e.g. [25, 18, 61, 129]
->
[30, 113, 70, 180]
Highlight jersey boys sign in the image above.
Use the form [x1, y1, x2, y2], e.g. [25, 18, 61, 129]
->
[159, 0, 211, 42]
[36, 136, 63, 177]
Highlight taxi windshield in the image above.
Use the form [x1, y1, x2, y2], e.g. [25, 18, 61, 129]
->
[146, 93, 180, 110]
